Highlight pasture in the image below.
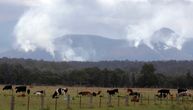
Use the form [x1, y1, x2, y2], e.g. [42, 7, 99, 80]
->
[0, 85, 193, 110]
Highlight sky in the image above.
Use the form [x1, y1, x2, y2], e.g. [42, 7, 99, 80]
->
[1, 0, 193, 61]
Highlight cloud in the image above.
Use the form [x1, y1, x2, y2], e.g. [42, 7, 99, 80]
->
[13, 0, 193, 61]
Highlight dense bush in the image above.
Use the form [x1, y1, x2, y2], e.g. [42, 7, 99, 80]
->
[0, 59, 193, 88]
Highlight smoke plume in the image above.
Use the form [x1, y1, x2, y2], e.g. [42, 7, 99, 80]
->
[14, 0, 86, 61]
[14, 0, 193, 61]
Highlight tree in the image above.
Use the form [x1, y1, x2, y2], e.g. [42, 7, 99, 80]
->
[137, 63, 158, 87]
[185, 71, 193, 88]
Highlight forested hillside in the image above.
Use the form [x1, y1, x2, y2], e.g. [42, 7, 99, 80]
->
[0, 57, 193, 88]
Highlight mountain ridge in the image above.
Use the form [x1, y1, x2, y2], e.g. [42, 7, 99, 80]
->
[0, 34, 193, 61]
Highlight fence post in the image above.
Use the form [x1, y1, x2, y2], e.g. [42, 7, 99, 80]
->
[40, 95, 44, 110]
[154, 95, 156, 104]
[67, 95, 71, 109]
[117, 96, 120, 107]
[192, 95, 193, 103]
[133, 96, 135, 105]
[108, 95, 112, 107]
[99, 96, 102, 107]
[125, 95, 129, 106]
[160, 97, 162, 104]
[55, 98, 57, 110]
[182, 97, 184, 104]
[79, 96, 82, 108]
[89, 95, 93, 108]
[176, 96, 179, 104]
[27, 95, 30, 110]
[10, 95, 15, 110]
[171, 96, 173, 105]
[147, 95, 150, 104]
[140, 95, 143, 104]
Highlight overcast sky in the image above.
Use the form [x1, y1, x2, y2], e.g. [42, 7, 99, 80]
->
[1, 0, 193, 60]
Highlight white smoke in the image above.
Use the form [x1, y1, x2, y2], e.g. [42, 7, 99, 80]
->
[14, 0, 87, 61]
[14, 0, 193, 61]
[126, 0, 193, 50]
[98, 0, 193, 50]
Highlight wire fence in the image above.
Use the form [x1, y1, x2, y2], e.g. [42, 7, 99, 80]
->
[1, 93, 193, 110]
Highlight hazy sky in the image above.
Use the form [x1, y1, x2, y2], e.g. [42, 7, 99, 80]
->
[1, 0, 193, 60]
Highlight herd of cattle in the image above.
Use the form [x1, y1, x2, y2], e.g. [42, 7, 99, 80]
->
[2, 85, 192, 102]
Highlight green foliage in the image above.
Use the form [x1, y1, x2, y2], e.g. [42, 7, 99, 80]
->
[0, 58, 193, 88]
[137, 64, 158, 87]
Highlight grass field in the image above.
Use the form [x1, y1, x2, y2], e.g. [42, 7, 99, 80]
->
[0, 85, 193, 110]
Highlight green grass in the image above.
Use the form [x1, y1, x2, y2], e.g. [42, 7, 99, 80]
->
[0, 85, 193, 110]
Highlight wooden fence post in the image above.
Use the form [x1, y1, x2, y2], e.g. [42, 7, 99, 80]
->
[133, 97, 135, 105]
[40, 95, 44, 110]
[99, 96, 102, 107]
[154, 95, 156, 104]
[10, 95, 15, 110]
[166, 96, 168, 105]
[182, 97, 184, 104]
[176, 96, 179, 104]
[79, 96, 82, 108]
[125, 95, 129, 106]
[67, 95, 71, 109]
[117, 96, 120, 107]
[171, 96, 173, 105]
[147, 95, 150, 104]
[192, 96, 193, 103]
[160, 97, 162, 104]
[108, 95, 112, 107]
[27, 95, 30, 110]
[140, 95, 143, 104]
[89, 95, 93, 108]
[55, 98, 57, 110]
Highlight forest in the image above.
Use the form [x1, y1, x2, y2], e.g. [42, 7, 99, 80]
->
[0, 57, 193, 88]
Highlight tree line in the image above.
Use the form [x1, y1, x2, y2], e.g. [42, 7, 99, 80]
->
[0, 60, 193, 88]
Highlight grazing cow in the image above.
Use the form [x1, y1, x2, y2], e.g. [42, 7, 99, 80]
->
[177, 88, 187, 93]
[15, 86, 27, 93]
[177, 92, 192, 97]
[127, 88, 140, 98]
[107, 89, 119, 95]
[158, 89, 170, 94]
[78, 91, 92, 96]
[52, 88, 68, 98]
[3, 85, 12, 91]
[92, 91, 101, 96]
[78, 91, 101, 96]
[34, 90, 45, 95]
[156, 89, 171, 98]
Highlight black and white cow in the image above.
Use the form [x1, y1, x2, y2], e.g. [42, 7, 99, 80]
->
[34, 90, 45, 95]
[177, 88, 187, 93]
[52, 88, 68, 98]
[15, 86, 27, 93]
[156, 89, 171, 98]
[3, 85, 13, 91]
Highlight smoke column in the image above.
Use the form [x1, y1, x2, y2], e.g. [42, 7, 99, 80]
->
[14, 0, 86, 61]
[14, 0, 193, 61]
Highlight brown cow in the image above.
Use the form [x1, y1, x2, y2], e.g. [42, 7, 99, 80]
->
[79, 91, 101, 96]
[127, 88, 140, 98]
[78, 91, 92, 96]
